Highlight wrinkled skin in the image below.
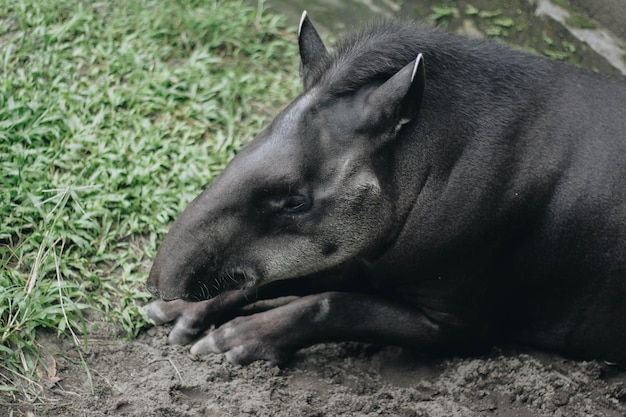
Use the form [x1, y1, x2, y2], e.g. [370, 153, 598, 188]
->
[145, 13, 626, 366]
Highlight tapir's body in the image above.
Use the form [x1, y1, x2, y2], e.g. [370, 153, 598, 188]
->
[146, 15, 626, 365]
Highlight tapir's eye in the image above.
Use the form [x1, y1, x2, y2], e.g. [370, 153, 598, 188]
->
[283, 194, 311, 213]
[266, 193, 312, 215]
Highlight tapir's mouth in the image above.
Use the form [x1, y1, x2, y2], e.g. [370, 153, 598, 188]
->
[184, 272, 244, 301]
[177, 265, 260, 302]
[147, 250, 261, 302]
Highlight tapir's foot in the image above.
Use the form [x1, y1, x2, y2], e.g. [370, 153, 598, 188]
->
[144, 299, 206, 345]
[144, 291, 245, 345]
[189, 294, 333, 365]
[190, 305, 299, 366]
[144, 299, 187, 325]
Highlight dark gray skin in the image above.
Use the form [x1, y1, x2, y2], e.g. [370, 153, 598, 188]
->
[146, 13, 626, 366]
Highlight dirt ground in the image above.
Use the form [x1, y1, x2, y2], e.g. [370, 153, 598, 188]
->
[3, 319, 625, 417]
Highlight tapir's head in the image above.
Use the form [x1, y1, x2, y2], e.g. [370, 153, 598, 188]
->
[147, 13, 425, 301]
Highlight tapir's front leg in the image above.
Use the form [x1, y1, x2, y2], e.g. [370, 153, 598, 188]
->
[144, 266, 363, 345]
[191, 292, 480, 365]
[144, 290, 249, 345]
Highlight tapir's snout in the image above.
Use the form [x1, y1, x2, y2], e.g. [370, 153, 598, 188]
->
[148, 239, 232, 301]
[148, 239, 252, 301]
[147, 238, 199, 301]
[145, 270, 160, 297]
[147, 188, 255, 302]
[147, 196, 222, 301]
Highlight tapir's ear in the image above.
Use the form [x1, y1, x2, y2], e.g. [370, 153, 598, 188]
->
[298, 11, 328, 89]
[364, 54, 425, 134]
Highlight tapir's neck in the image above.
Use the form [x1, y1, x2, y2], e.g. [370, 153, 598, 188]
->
[376, 40, 562, 268]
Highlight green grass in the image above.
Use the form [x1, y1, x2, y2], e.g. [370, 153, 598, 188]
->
[0, 0, 299, 400]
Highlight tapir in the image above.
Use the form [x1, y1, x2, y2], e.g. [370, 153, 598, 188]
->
[145, 12, 626, 366]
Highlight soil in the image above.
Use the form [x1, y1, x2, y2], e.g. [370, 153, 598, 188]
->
[3, 321, 625, 417]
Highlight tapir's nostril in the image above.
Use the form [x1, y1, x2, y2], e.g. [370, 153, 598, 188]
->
[146, 284, 160, 297]
[146, 266, 162, 297]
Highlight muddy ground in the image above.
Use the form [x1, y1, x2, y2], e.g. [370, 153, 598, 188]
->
[3, 320, 625, 417]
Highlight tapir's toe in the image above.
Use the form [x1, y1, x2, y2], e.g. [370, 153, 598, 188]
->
[166, 323, 200, 346]
[143, 299, 185, 325]
[144, 299, 206, 345]
[190, 334, 222, 355]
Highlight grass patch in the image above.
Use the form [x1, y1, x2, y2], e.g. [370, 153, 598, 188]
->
[0, 0, 299, 401]
[565, 13, 596, 30]
[428, 6, 460, 26]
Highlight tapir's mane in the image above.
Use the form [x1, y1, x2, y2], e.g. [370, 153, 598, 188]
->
[310, 20, 430, 94]
[306, 20, 543, 96]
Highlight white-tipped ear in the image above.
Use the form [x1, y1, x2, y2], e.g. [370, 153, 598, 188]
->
[402, 53, 425, 123]
[364, 53, 426, 132]
[411, 53, 424, 83]
[298, 11, 328, 89]
[298, 10, 308, 37]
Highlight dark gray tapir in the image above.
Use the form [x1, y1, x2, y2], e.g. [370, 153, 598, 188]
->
[146, 12, 626, 366]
